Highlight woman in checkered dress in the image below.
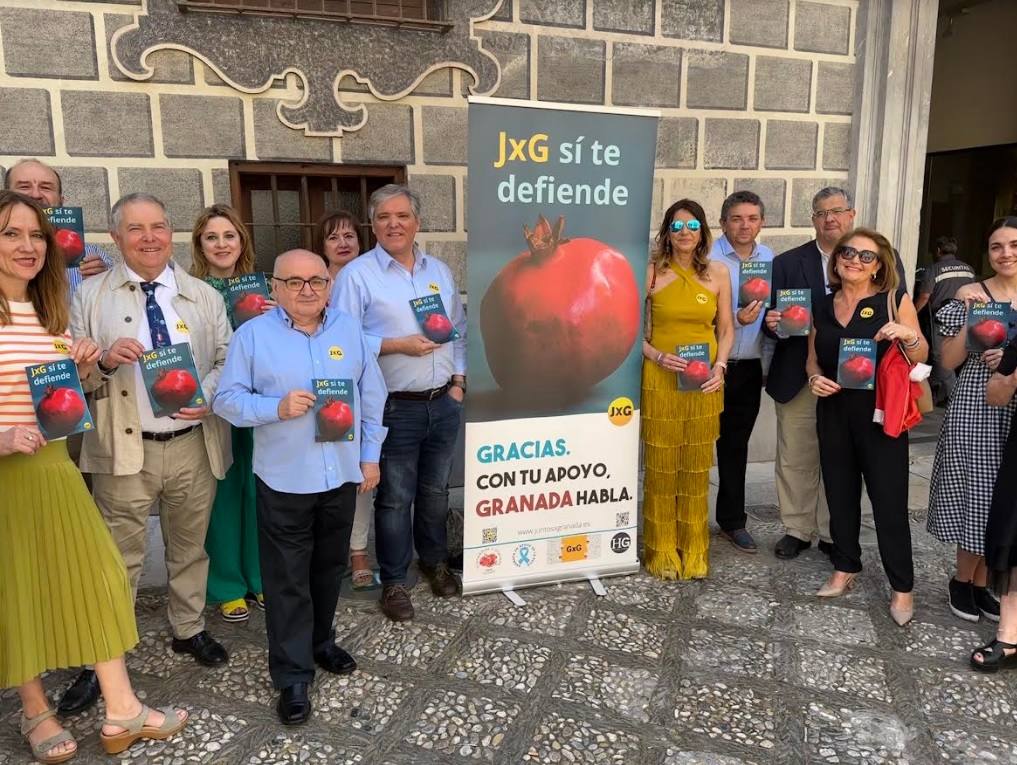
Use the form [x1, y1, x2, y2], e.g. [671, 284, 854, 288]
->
[927, 219, 1017, 623]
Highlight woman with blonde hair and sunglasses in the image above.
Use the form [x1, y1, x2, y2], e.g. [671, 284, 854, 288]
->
[805, 227, 927, 626]
[190, 204, 272, 622]
[641, 199, 734, 580]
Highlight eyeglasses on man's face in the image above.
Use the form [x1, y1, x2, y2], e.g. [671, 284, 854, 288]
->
[670, 219, 702, 233]
[272, 276, 330, 293]
[812, 208, 852, 220]
[835, 246, 878, 264]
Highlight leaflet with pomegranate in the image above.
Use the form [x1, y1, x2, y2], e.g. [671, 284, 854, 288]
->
[410, 294, 460, 344]
[837, 338, 877, 390]
[312, 378, 355, 443]
[966, 301, 1010, 352]
[675, 343, 711, 391]
[139, 343, 206, 418]
[25, 358, 94, 439]
[737, 261, 772, 308]
[44, 207, 86, 269]
[775, 289, 812, 336]
[225, 273, 271, 328]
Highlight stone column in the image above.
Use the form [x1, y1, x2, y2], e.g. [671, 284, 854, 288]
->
[851, 0, 939, 286]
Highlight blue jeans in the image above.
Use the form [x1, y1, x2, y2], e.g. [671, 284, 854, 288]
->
[375, 392, 461, 585]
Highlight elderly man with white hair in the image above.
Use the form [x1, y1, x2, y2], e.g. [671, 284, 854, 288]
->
[61, 193, 233, 714]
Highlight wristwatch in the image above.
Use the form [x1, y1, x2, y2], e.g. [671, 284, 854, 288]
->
[451, 379, 467, 394]
[97, 351, 117, 376]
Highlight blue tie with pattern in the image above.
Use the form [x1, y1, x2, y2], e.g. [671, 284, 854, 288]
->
[140, 282, 171, 349]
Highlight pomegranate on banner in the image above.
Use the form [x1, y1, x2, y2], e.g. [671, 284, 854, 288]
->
[479, 214, 640, 395]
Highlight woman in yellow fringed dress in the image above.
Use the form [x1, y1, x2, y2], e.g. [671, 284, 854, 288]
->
[642, 199, 734, 579]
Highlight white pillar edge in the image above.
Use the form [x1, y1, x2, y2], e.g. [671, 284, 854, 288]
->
[850, 0, 940, 289]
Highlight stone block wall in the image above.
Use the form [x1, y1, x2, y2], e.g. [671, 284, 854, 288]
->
[0, 0, 858, 274]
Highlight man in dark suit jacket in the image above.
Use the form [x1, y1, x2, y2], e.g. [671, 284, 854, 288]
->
[763, 186, 907, 560]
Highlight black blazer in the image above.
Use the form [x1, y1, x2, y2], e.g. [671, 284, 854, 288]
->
[764, 240, 909, 403]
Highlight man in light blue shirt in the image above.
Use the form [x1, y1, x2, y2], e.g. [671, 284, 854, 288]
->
[213, 249, 387, 725]
[333, 184, 466, 623]
[708, 190, 774, 554]
[4, 158, 113, 296]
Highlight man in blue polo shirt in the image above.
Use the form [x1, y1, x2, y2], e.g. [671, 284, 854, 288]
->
[213, 249, 387, 725]
[708, 190, 774, 553]
[333, 184, 466, 623]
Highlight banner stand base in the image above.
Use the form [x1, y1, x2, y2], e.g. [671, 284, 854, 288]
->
[587, 577, 607, 597]
[502, 589, 526, 607]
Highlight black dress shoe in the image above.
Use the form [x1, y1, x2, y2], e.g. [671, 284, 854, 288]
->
[171, 630, 229, 667]
[57, 668, 99, 715]
[277, 682, 311, 725]
[721, 528, 758, 554]
[774, 534, 811, 559]
[817, 540, 834, 558]
[314, 644, 357, 675]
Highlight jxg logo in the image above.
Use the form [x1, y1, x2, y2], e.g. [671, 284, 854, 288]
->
[53, 339, 70, 355]
[610, 532, 631, 554]
[608, 396, 634, 426]
[429, 282, 441, 293]
[329, 346, 344, 360]
[175, 319, 189, 334]
[696, 293, 709, 304]
[860, 307, 875, 319]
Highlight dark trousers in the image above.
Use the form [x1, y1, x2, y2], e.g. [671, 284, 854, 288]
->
[715, 359, 763, 532]
[255, 477, 356, 689]
[816, 395, 914, 592]
[375, 393, 461, 585]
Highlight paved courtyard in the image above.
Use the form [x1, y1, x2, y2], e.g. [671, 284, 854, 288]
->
[4, 436, 1017, 763]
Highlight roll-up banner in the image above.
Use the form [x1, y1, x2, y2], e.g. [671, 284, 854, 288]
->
[463, 97, 659, 595]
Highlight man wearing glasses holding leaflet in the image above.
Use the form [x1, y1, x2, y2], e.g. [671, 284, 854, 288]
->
[763, 187, 907, 560]
[213, 249, 387, 725]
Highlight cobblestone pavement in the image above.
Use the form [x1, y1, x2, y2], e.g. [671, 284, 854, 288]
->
[3, 457, 1017, 763]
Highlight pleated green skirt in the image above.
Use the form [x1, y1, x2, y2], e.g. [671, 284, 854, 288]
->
[0, 441, 138, 688]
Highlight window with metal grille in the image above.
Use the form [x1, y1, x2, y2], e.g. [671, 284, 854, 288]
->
[228, 160, 406, 272]
[177, 1, 452, 30]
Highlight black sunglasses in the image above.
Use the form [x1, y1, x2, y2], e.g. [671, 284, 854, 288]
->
[836, 246, 878, 264]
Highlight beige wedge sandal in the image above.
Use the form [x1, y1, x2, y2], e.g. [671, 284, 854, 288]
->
[21, 709, 77, 764]
[100, 704, 188, 755]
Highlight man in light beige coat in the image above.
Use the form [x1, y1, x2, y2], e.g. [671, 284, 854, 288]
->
[62, 193, 233, 714]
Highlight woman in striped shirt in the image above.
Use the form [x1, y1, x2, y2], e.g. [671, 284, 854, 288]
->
[0, 191, 187, 762]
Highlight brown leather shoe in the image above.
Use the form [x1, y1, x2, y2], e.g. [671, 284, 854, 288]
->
[380, 584, 414, 622]
[420, 561, 459, 597]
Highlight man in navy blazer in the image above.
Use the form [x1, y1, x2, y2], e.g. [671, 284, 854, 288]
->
[763, 187, 907, 559]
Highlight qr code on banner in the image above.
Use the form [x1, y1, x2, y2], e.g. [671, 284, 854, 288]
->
[482, 527, 498, 544]
[615, 512, 630, 528]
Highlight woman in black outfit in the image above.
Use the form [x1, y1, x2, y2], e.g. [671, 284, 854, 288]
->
[974, 218, 1017, 672]
[805, 227, 928, 626]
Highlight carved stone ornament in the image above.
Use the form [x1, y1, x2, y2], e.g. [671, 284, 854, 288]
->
[111, 0, 503, 136]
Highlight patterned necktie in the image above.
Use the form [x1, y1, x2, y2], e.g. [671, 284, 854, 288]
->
[140, 282, 171, 349]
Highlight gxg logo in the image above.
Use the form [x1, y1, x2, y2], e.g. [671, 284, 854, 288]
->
[610, 532, 631, 554]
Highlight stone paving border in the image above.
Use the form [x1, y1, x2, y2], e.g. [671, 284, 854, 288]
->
[2, 509, 1016, 764]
